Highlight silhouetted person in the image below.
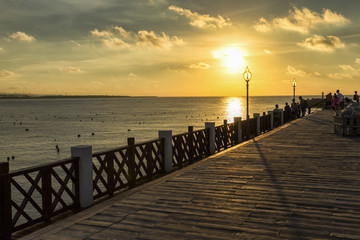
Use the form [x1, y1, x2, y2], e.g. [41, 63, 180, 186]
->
[336, 90, 344, 108]
[284, 102, 291, 122]
[299, 96, 308, 117]
[333, 93, 339, 110]
[354, 91, 359, 103]
[273, 104, 280, 127]
[291, 99, 298, 119]
[326, 92, 332, 109]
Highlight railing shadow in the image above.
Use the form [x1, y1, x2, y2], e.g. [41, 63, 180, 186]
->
[252, 138, 306, 239]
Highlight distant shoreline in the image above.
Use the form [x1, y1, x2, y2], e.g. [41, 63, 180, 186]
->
[0, 95, 157, 99]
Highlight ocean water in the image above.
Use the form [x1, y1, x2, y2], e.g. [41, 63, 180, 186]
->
[0, 96, 319, 171]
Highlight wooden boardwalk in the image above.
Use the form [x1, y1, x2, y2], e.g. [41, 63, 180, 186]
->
[19, 110, 360, 240]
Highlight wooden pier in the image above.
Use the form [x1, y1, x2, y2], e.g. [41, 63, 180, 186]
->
[18, 110, 360, 239]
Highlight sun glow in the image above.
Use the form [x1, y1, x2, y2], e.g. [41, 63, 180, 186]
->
[225, 97, 244, 122]
[212, 47, 246, 73]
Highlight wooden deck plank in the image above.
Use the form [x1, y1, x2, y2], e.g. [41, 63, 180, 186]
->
[19, 110, 360, 240]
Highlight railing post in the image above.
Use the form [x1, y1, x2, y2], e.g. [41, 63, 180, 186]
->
[268, 111, 274, 130]
[280, 109, 284, 125]
[106, 152, 115, 196]
[71, 145, 93, 208]
[145, 143, 154, 179]
[127, 138, 136, 188]
[234, 117, 242, 144]
[0, 162, 12, 240]
[253, 113, 260, 136]
[308, 107, 311, 115]
[223, 119, 228, 149]
[42, 166, 52, 222]
[188, 126, 194, 162]
[205, 122, 215, 155]
[158, 131, 173, 173]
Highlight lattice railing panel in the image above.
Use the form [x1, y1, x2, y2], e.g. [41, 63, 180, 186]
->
[93, 139, 164, 199]
[192, 129, 210, 160]
[172, 133, 190, 167]
[9, 158, 79, 232]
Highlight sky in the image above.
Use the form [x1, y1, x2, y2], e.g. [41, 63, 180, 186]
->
[0, 0, 359, 96]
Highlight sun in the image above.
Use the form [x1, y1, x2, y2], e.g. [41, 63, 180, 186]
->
[212, 47, 246, 73]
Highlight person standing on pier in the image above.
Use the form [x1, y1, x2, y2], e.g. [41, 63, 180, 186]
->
[326, 92, 332, 109]
[336, 90, 344, 108]
[333, 93, 339, 110]
[299, 96, 308, 117]
[284, 102, 291, 122]
[353, 91, 359, 103]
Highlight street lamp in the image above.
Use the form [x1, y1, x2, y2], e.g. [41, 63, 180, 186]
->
[292, 78, 297, 100]
[243, 66, 252, 119]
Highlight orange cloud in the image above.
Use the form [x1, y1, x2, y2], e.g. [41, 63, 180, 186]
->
[168, 5, 231, 29]
[298, 35, 345, 52]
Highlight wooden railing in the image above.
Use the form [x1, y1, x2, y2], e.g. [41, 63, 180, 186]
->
[215, 120, 237, 152]
[92, 138, 164, 199]
[0, 158, 80, 239]
[260, 113, 271, 134]
[1, 107, 312, 239]
[172, 128, 210, 168]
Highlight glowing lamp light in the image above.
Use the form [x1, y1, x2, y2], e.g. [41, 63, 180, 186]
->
[243, 66, 252, 82]
[243, 66, 252, 119]
[292, 79, 297, 87]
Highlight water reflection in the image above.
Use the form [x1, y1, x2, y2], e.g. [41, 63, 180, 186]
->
[225, 97, 244, 123]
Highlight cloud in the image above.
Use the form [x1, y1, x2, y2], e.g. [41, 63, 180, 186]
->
[103, 37, 130, 48]
[287, 66, 311, 77]
[90, 29, 113, 38]
[328, 73, 353, 79]
[339, 65, 355, 71]
[189, 62, 210, 69]
[9, 32, 36, 42]
[298, 35, 345, 52]
[254, 7, 350, 34]
[70, 40, 81, 47]
[136, 30, 184, 48]
[114, 26, 131, 38]
[0, 47, 3, 52]
[254, 18, 272, 33]
[0, 69, 16, 79]
[91, 26, 184, 49]
[129, 73, 138, 77]
[355, 58, 360, 64]
[264, 49, 272, 54]
[60, 66, 84, 73]
[168, 5, 231, 29]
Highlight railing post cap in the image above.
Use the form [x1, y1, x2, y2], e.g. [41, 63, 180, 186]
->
[159, 130, 172, 138]
[71, 145, 92, 150]
[205, 122, 215, 127]
[159, 130, 172, 134]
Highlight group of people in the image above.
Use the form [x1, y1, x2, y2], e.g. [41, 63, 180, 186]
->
[273, 96, 309, 124]
[325, 90, 359, 110]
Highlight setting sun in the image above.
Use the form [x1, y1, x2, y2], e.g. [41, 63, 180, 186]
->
[212, 47, 246, 73]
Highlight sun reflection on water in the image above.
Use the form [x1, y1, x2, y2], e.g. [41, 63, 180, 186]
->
[225, 97, 244, 123]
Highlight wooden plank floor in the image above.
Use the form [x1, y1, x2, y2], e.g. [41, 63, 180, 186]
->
[20, 110, 360, 240]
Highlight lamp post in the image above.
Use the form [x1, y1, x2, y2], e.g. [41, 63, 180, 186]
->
[243, 66, 252, 119]
[292, 78, 297, 100]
